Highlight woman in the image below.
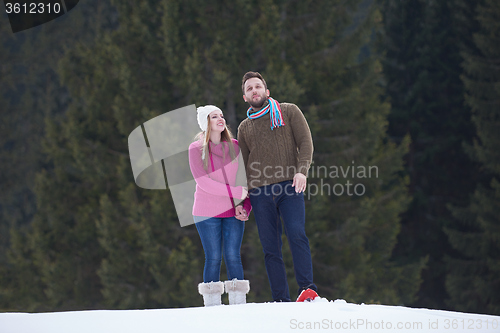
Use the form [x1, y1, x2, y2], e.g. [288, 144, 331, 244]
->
[189, 105, 252, 307]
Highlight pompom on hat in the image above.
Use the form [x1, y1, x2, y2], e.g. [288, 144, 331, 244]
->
[197, 105, 222, 131]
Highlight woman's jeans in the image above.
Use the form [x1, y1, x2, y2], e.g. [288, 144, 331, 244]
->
[194, 216, 245, 283]
[249, 180, 316, 301]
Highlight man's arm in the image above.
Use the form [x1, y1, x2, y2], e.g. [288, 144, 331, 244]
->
[237, 122, 250, 171]
[233, 140, 249, 207]
[288, 104, 314, 176]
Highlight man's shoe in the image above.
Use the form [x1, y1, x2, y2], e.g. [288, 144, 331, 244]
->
[296, 288, 319, 302]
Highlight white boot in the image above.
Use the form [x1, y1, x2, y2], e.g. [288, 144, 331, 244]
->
[198, 281, 224, 307]
[224, 279, 250, 305]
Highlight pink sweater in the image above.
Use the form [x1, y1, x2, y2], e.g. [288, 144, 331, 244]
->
[189, 139, 251, 218]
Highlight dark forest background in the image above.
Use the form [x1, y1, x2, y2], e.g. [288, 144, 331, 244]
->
[0, 0, 498, 315]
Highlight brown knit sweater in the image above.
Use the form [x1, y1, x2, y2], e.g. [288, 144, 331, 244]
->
[237, 101, 314, 190]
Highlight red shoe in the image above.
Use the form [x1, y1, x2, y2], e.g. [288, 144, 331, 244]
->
[296, 288, 319, 302]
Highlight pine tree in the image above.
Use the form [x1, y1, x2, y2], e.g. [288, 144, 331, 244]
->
[27, 0, 204, 309]
[297, 2, 424, 304]
[379, 0, 478, 309]
[159, 0, 304, 129]
[7, 0, 425, 310]
[0, 0, 117, 311]
[445, 0, 500, 315]
[158, 0, 306, 302]
[0, 9, 50, 311]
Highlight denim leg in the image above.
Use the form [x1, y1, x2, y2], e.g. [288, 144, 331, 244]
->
[222, 216, 245, 280]
[250, 185, 290, 301]
[278, 181, 317, 296]
[195, 216, 223, 283]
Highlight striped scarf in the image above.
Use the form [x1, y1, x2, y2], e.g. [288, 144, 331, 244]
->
[247, 97, 285, 130]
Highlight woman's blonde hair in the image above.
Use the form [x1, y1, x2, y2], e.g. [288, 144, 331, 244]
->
[194, 114, 236, 170]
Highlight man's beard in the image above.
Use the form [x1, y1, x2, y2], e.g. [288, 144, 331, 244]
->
[247, 95, 267, 109]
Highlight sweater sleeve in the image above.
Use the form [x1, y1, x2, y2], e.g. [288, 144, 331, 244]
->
[242, 197, 252, 214]
[237, 122, 250, 170]
[288, 104, 314, 176]
[188, 142, 243, 198]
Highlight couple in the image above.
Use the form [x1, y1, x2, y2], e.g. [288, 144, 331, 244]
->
[188, 72, 317, 307]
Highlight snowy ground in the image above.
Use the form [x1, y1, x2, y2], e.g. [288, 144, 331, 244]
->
[1, 298, 499, 333]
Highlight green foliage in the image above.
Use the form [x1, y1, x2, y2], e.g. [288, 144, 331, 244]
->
[2, 0, 424, 310]
[0, 0, 117, 311]
[445, 0, 500, 315]
[379, 0, 480, 310]
[28, 0, 202, 310]
[302, 3, 424, 303]
[159, 0, 305, 128]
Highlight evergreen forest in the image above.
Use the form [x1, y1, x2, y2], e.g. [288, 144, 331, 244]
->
[0, 0, 498, 315]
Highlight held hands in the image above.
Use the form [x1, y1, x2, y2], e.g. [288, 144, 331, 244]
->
[235, 186, 249, 221]
[235, 205, 248, 221]
[292, 173, 307, 193]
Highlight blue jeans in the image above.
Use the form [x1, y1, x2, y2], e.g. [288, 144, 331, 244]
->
[249, 180, 316, 301]
[194, 216, 245, 283]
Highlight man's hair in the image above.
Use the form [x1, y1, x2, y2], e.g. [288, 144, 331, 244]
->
[242, 71, 267, 93]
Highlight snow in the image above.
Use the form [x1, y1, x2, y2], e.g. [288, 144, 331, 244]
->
[1, 298, 499, 333]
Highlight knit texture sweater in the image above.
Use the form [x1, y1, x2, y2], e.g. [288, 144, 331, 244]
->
[237, 102, 314, 190]
[189, 138, 252, 217]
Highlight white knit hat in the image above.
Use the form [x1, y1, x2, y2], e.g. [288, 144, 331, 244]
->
[197, 105, 222, 131]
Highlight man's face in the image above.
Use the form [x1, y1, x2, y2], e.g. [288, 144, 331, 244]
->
[243, 77, 269, 108]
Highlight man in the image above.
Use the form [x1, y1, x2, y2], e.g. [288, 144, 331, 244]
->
[236, 71, 317, 302]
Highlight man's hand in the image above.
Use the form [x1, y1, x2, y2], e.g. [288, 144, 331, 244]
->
[292, 173, 307, 193]
[235, 205, 249, 221]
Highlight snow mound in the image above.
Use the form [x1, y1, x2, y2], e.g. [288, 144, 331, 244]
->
[1, 300, 499, 333]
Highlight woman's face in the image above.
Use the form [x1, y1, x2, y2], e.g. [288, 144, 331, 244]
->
[209, 110, 225, 133]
